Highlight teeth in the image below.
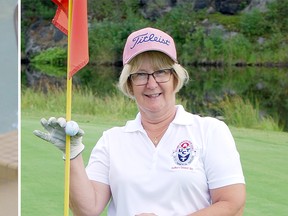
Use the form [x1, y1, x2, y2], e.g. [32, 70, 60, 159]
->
[149, 93, 160, 97]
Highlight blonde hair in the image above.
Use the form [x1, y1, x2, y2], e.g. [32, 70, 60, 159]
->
[118, 51, 189, 98]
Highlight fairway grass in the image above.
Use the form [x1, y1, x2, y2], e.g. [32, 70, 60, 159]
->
[21, 113, 288, 216]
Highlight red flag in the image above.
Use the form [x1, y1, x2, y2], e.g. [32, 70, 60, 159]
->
[51, 0, 89, 78]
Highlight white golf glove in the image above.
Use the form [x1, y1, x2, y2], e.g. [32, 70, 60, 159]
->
[33, 117, 85, 160]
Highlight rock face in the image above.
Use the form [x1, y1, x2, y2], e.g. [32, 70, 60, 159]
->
[138, 0, 273, 20]
[215, 0, 252, 14]
[139, 0, 252, 20]
[244, 0, 275, 12]
[25, 20, 67, 57]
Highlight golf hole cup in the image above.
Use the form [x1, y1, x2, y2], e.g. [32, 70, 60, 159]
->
[65, 121, 79, 136]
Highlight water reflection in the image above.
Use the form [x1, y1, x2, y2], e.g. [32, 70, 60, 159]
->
[182, 66, 288, 131]
[23, 64, 288, 130]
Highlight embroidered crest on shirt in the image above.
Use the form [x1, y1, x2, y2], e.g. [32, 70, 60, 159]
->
[172, 140, 196, 166]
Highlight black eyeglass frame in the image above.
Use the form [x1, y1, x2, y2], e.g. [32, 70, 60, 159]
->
[129, 68, 174, 86]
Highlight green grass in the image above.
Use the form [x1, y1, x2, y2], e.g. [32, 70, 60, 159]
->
[21, 88, 138, 121]
[22, 89, 282, 131]
[230, 128, 288, 215]
[21, 111, 288, 215]
[217, 96, 282, 131]
[21, 114, 114, 216]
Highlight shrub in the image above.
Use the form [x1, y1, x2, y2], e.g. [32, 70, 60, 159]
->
[265, 0, 288, 33]
[31, 47, 66, 65]
[223, 33, 253, 63]
[240, 8, 268, 37]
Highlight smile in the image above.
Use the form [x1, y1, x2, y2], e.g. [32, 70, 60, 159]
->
[145, 93, 161, 98]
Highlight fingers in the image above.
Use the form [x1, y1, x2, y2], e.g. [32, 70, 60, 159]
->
[41, 117, 66, 130]
[48, 117, 64, 130]
[34, 117, 85, 159]
[56, 118, 84, 137]
[38, 117, 83, 137]
[40, 118, 50, 131]
[75, 128, 85, 137]
[57, 117, 67, 128]
[33, 130, 51, 142]
[48, 117, 57, 126]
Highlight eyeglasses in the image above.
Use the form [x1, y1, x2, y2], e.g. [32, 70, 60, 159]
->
[129, 68, 174, 86]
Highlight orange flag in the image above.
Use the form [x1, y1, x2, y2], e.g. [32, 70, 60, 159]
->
[51, 0, 89, 78]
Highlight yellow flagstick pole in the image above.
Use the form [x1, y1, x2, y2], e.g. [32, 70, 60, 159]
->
[64, 0, 73, 215]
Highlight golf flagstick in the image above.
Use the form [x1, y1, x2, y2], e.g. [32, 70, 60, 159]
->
[64, 0, 73, 215]
[51, 0, 89, 214]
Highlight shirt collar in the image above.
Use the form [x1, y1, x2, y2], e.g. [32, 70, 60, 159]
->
[172, 105, 194, 126]
[124, 105, 193, 132]
[124, 112, 143, 132]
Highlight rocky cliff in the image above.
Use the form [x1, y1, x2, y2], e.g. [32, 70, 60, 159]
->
[23, 0, 273, 61]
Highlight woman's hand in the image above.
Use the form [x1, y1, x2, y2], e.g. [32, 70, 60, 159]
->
[33, 117, 85, 159]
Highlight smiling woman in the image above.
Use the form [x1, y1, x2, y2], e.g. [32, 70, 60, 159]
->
[33, 27, 246, 216]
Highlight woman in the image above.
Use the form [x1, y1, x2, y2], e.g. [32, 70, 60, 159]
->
[34, 27, 246, 216]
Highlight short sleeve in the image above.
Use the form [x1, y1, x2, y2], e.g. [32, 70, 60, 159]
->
[85, 135, 110, 185]
[203, 120, 245, 189]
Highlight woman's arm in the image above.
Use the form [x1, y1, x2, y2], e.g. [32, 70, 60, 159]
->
[188, 183, 246, 216]
[69, 155, 111, 216]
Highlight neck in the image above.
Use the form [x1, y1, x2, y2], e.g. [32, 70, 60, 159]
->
[141, 106, 177, 145]
[141, 106, 176, 130]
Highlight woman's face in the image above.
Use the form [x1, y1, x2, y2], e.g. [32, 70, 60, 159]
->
[131, 54, 176, 117]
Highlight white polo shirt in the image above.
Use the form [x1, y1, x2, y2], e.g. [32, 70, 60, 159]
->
[86, 105, 245, 216]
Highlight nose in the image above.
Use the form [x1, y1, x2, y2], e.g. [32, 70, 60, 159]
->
[146, 74, 158, 88]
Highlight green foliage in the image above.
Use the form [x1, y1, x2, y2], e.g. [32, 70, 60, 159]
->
[31, 47, 66, 65]
[179, 66, 287, 131]
[88, 0, 122, 21]
[239, 0, 288, 37]
[223, 33, 253, 63]
[21, 0, 288, 131]
[21, 0, 288, 66]
[31, 63, 66, 77]
[239, 9, 268, 37]
[88, 0, 140, 22]
[21, 0, 55, 20]
[205, 29, 224, 57]
[181, 27, 253, 64]
[181, 27, 205, 64]
[77, 65, 120, 96]
[88, 22, 122, 65]
[266, 0, 288, 33]
[156, 3, 203, 46]
[22, 86, 282, 131]
[88, 17, 150, 65]
[87, 1, 152, 65]
[30, 47, 67, 76]
[254, 32, 288, 63]
[208, 13, 242, 32]
[217, 96, 281, 131]
[21, 0, 55, 52]
[21, 88, 138, 121]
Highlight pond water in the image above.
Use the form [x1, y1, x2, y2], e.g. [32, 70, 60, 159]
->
[23, 64, 288, 131]
[0, 1, 18, 134]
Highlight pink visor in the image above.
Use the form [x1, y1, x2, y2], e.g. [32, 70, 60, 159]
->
[122, 27, 177, 65]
